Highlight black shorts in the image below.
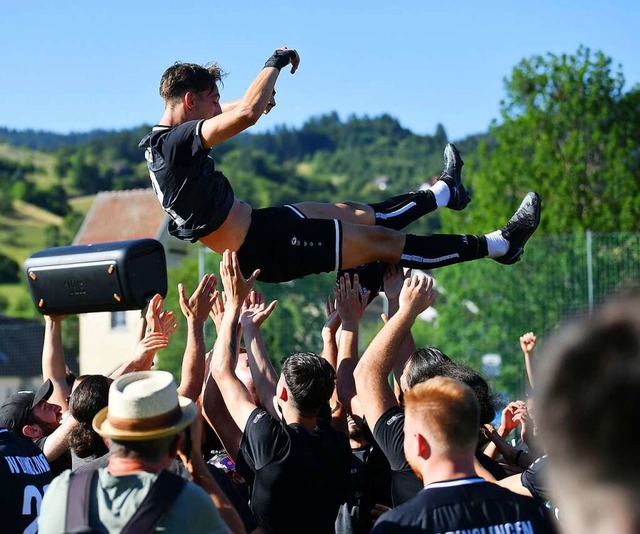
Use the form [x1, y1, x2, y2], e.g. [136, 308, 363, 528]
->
[237, 206, 343, 283]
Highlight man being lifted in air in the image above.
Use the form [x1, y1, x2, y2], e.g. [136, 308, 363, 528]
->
[140, 47, 541, 283]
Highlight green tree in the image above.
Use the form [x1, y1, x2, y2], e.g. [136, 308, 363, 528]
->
[467, 46, 640, 235]
[430, 47, 640, 400]
[0, 253, 20, 283]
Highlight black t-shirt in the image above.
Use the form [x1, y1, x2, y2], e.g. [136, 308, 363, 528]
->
[336, 444, 392, 534]
[138, 120, 235, 242]
[373, 407, 424, 506]
[240, 408, 352, 534]
[0, 428, 54, 534]
[522, 454, 551, 502]
[373, 407, 508, 506]
[372, 477, 558, 533]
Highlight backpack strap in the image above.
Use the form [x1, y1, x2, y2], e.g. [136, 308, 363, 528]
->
[121, 469, 187, 534]
[64, 470, 98, 533]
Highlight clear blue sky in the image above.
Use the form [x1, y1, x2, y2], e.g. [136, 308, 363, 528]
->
[2, 0, 638, 141]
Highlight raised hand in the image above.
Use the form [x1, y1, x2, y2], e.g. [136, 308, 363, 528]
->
[145, 294, 178, 337]
[520, 332, 537, 356]
[322, 295, 341, 336]
[208, 291, 225, 334]
[500, 400, 527, 434]
[335, 273, 369, 328]
[240, 290, 278, 329]
[133, 331, 169, 361]
[219, 250, 259, 310]
[382, 263, 408, 303]
[179, 273, 218, 324]
[398, 274, 436, 318]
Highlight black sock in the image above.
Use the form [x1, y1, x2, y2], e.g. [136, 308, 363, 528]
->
[369, 190, 437, 230]
[399, 234, 488, 269]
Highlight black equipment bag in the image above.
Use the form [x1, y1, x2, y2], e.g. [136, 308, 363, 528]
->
[24, 239, 167, 315]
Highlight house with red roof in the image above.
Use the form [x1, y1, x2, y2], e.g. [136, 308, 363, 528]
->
[73, 189, 188, 375]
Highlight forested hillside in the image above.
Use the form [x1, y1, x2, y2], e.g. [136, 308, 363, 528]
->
[1, 46, 638, 398]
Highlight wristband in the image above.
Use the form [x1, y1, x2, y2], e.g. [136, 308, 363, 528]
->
[264, 49, 296, 71]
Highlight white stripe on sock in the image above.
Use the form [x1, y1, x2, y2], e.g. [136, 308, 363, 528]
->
[400, 252, 460, 264]
[375, 201, 417, 220]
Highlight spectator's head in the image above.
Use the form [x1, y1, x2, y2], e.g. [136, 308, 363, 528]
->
[538, 292, 640, 534]
[403, 377, 479, 482]
[279, 352, 336, 418]
[68, 375, 112, 459]
[402, 353, 496, 426]
[442, 363, 497, 426]
[401, 347, 452, 391]
[0, 379, 62, 439]
[346, 396, 375, 445]
[93, 370, 197, 466]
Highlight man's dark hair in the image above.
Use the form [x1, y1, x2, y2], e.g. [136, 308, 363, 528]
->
[406, 357, 496, 425]
[282, 352, 336, 417]
[65, 370, 77, 389]
[160, 62, 224, 102]
[68, 375, 112, 459]
[444, 363, 497, 426]
[404, 347, 452, 390]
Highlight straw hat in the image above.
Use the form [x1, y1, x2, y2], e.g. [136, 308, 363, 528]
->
[93, 371, 197, 441]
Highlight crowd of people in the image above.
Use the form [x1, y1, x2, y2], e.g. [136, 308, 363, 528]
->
[2, 45, 636, 534]
[2, 250, 637, 533]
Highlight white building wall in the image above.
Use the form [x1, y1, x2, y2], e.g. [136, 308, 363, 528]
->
[78, 310, 141, 375]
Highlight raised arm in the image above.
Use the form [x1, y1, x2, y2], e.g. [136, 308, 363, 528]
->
[210, 250, 260, 431]
[321, 296, 341, 373]
[240, 290, 279, 419]
[109, 294, 176, 379]
[200, 48, 299, 149]
[520, 332, 537, 390]
[177, 274, 218, 401]
[335, 274, 369, 430]
[382, 264, 417, 394]
[354, 274, 435, 429]
[41, 315, 71, 412]
[202, 293, 243, 459]
[177, 414, 246, 534]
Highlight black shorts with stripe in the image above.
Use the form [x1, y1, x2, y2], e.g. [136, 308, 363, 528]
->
[237, 205, 343, 283]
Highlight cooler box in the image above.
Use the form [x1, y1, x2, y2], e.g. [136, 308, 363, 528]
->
[24, 239, 167, 315]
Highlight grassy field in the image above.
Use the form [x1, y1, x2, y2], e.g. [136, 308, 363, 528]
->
[0, 195, 96, 314]
[69, 194, 96, 215]
[0, 201, 62, 264]
[0, 143, 56, 188]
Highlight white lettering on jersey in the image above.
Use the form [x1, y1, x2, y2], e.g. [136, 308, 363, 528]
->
[145, 147, 187, 226]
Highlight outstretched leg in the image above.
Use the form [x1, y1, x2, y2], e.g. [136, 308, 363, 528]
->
[340, 192, 541, 270]
[234, 192, 541, 283]
[294, 144, 470, 230]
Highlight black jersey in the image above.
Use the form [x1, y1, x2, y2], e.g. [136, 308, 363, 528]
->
[0, 428, 53, 534]
[372, 477, 558, 533]
[372, 407, 425, 505]
[336, 444, 392, 534]
[239, 408, 352, 534]
[139, 120, 235, 242]
[373, 407, 510, 507]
